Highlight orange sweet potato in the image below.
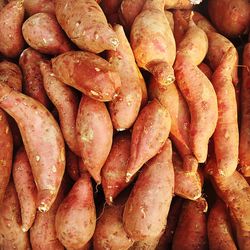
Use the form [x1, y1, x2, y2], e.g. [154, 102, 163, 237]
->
[19, 48, 51, 108]
[172, 198, 208, 250]
[24, 0, 55, 16]
[102, 132, 131, 204]
[55, 173, 96, 249]
[0, 82, 65, 212]
[52, 51, 121, 102]
[22, 13, 72, 55]
[108, 24, 142, 130]
[208, 199, 237, 250]
[55, 0, 119, 53]
[239, 43, 250, 176]
[123, 140, 174, 242]
[76, 95, 113, 184]
[0, 182, 30, 249]
[130, 0, 176, 87]
[0, 1, 24, 58]
[174, 54, 218, 163]
[66, 149, 80, 182]
[12, 147, 37, 232]
[212, 48, 239, 177]
[198, 63, 213, 80]
[126, 99, 171, 181]
[40, 61, 80, 156]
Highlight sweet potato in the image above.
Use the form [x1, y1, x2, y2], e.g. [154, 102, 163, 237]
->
[52, 51, 121, 102]
[130, 0, 176, 87]
[24, 0, 55, 16]
[55, 0, 119, 53]
[66, 149, 80, 181]
[0, 182, 30, 249]
[131, 237, 162, 250]
[19, 48, 51, 108]
[102, 132, 131, 204]
[192, 11, 216, 33]
[172, 198, 208, 250]
[0, 109, 13, 204]
[165, 10, 174, 31]
[126, 99, 171, 181]
[55, 173, 96, 249]
[12, 147, 37, 232]
[138, 70, 148, 107]
[123, 140, 174, 241]
[22, 13, 72, 55]
[208, 199, 237, 250]
[0, 1, 24, 58]
[76, 95, 113, 184]
[208, 0, 249, 37]
[0, 82, 65, 212]
[40, 61, 80, 156]
[212, 48, 239, 177]
[174, 54, 218, 163]
[239, 43, 250, 176]
[108, 24, 142, 130]
[198, 63, 213, 80]
[101, 0, 122, 23]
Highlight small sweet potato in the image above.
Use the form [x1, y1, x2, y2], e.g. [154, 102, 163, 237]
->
[0, 82, 65, 212]
[19, 48, 51, 108]
[0, 182, 30, 250]
[55, 173, 96, 250]
[124, 140, 174, 241]
[22, 13, 72, 55]
[108, 24, 142, 130]
[0, 0, 24, 57]
[208, 199, 237, 250]
[12, 147, 37, 232]
[55, 0, 119, 53]
[172, 198, 208, 250]
[76, 95, 113, 184]
[126, 99, 171, 181]
[40, 61, 80, 156]
[24, 0, 55, 16]
[52, 51, 121, 102]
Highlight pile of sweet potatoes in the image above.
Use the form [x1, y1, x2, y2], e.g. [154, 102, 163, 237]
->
[0, 0, 249, 249]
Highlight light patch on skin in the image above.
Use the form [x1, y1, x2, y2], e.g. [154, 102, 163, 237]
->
[81, 129, 94, 142]
[190, 0, 203, 4]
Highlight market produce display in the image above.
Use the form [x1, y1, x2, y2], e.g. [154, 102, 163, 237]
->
[0, 0, 249, 249]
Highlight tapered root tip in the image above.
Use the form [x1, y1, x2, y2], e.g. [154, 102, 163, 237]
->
[38, 202, 49, 213]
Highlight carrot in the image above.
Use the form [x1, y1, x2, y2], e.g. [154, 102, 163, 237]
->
[0, 82, 65, 212]
[126, 99, 171, 181]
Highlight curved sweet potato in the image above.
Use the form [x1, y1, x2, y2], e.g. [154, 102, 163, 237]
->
[52, 51, 121, 102]
[41, 61, 80, 156]
[24, 0, 55, 16]
[55, 0, 119, 53]
[108, 24, 142, 130]
[0, 82, 65, 212]
[0, 0, 24, 57]
[76, 95, 113, 184]
[124, 140, 174, 241]
[22, 13, 72, 55]
[126, 99, 171, 181]
[13, 147, 37, 232]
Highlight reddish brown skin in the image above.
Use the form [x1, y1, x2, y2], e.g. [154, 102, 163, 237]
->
[239, 43, 250, 176]
[22, 13, 72, 55]
[0, 1, 24, 58]
[101, 0, 123, 22]
[19, 48, 51, 108]
[0, 83, 65, 212]
[66, 149, 80, 182]
[76, 95, 113, 184]
[41, 61, 80, 156]
[212, 48, 239, 177]
[0, 109, 13, 204]
[130, 0, 176, 87]
[55, 174, 96, 250]
[55, 0, 119, 53]
[0, 182, 31, 249]
[52, 51, 121, 102]
[208, 0, 249, 37]
[124, 140, 174, 241]
[198, 63, 213, 80]
[12, 147, 37, 232]
[102, 132, 131, 204]
[172, 198, 208, 250]
[208, 200, 237, 250]
[174, 54, 218, 163]
[126, 99, 171, 181]
[24, 0, 55, 16]
[108, 24, 142, 130]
